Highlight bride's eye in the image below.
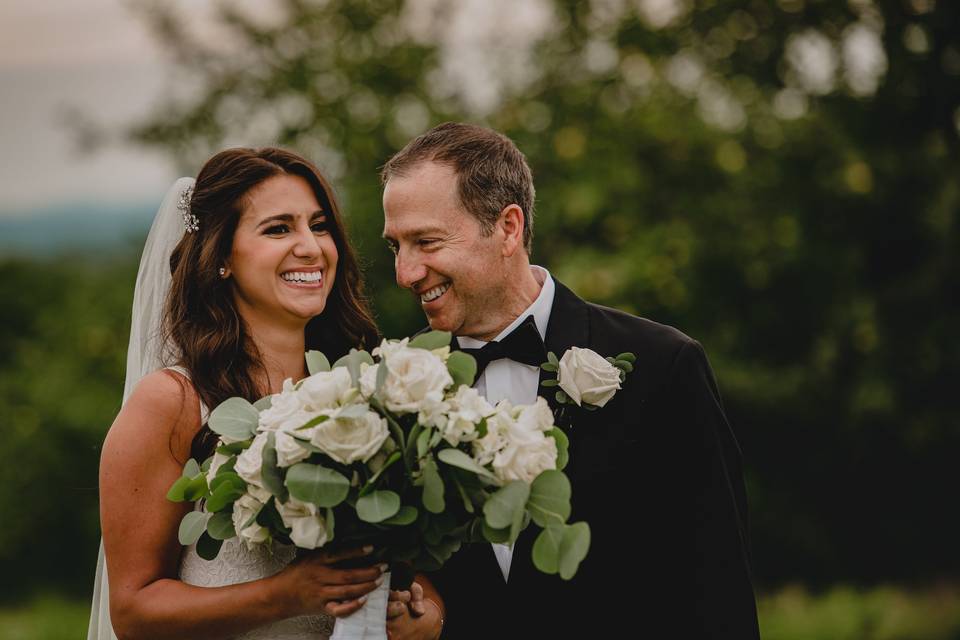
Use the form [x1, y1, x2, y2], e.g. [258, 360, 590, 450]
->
[311, 218, 330, 233]
[264, 224, 289, 235]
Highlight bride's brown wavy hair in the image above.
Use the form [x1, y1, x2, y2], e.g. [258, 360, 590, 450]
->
[162, 147, 379, 459]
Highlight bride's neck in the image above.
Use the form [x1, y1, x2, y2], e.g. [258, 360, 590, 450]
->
[246, 322, 308, 394]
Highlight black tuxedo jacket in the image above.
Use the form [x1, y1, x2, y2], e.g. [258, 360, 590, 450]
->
[428, 279, 760, 639]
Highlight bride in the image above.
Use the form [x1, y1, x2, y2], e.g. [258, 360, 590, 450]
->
[89, 147, 398, 639]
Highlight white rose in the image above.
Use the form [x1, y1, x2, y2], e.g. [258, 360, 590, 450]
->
[514, 397, 555, 433]
[493, 432, 557, 484]
[298, 367, 354, 411]
[442, 386, 494, 446]
[310, 408, 389, 464]
[277, 497, 328, 549]
[358, 362, 380, 399]
[232, 493, 270, 549]
[471, 400, 513, 467]
[274, 428, 311, 468]
[557, 347, 622, 407]
[259, 378, 303, 431]
[378, 345, 453, 414]
[235, 432, 268, 487]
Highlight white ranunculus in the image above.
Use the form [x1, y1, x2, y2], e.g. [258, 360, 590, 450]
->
[442, 386, 494, 446]
[277, 497, 328, 549]
[358, 362, 380, 399]
[557, 347, 622, 407]
[310, 408, 389, 464]
[274, 427, 311, 468]
[418, 396, 450, 430]
[235, 432, 268, 487]
[471, 400, 513, 467]
[298, 367, 354, 411]
[232, 493, 270, 549]
[378, 344, 453, 414]
[515, 397, 555, 433]
[259, 378, 304, 431]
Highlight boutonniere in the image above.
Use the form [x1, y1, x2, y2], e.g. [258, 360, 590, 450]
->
[541, 347, 635, 411]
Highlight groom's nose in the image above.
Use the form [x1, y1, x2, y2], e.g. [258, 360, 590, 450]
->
[395, 249, 426, 290]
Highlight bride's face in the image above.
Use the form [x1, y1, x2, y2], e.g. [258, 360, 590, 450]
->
[226, 174, 339, 328]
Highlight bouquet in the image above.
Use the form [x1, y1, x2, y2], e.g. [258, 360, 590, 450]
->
[167, 331, 621, 639]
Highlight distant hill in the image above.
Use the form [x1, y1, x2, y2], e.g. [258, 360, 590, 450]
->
[0, 201, 156, 257]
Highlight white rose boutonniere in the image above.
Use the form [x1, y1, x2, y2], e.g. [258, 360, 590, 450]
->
[542, 347, 636, 409]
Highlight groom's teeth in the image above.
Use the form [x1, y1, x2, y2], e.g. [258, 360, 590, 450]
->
[420, 283, 450, 302]
[281, 271, 322, 283]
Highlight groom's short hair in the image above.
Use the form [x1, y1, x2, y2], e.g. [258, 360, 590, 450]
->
[381, 122, 536, 253]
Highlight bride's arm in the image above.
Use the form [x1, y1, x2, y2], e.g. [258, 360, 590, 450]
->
[100, 370, 382, 640]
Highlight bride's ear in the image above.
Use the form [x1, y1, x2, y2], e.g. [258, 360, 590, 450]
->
[219, 265, 231, 279]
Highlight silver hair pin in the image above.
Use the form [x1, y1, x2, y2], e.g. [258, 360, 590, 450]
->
[179, 184, 198, 233]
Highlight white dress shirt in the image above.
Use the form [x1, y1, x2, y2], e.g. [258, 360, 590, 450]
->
[456, 265, 556, 582]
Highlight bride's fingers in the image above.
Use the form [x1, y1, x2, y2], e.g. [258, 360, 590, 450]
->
[324, 564, 384, 585]
[314, 544, 375, 565]
[324, 579, 381, 603]
[324, 597, 367, 618]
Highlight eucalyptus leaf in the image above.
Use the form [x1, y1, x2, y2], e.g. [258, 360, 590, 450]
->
[405, 422, 423, 469]
[425, 537, 460, 564]
[306, 350, 331, 374]
[166, 476, 191, 502]
[207, 510, 236, 540]
[285, 463, 350, 507]
[527, 470, 572, 527]
[356, 490, 401, 523]
[547, 351, 559, 366]
[206, 481, 244, 513]
[216, 440, 251, 456]
[540, 362, 558, 373]
[615, 360, 634, 373]
[178, 511, 211, 546]
[183, 474, 209, 502]
[261, 433, 289, 503]
[208, 397, 259, 441]
[253, 395, 273, 412]
[616, 352, 636, 363]
[381, 505, 419, 526]
[182, 458, 201, 478]
[559, 522, 591, 580]
[555, 390, 570, 404]
[209, 471, 244, 493]
[446, 351, 477, 387]
[481, 520, 511, 544]
[540, 379, 559, 387]
[375, 361, 389, 396]
[364, 450, 402, 491]
[547, 428, 569, 471]
[483, 481, 529, 532]
[532, 524, 564, 574]
[421, 455, 445, 514]
[324, 507, 335, 541]
[452, 475, 475, 514]
[409, 330, 452, 350]
[437, 448, 498, 484]
[416, 428, 431, 459]
[196, 531, 223, 561]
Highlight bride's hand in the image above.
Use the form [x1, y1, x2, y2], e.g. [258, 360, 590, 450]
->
[272, 545, 385, 618]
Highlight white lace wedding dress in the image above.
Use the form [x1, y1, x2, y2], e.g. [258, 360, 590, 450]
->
[175, 365, 334, 639]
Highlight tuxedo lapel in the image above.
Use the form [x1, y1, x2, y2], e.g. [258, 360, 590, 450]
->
[538, 279, 590, 431]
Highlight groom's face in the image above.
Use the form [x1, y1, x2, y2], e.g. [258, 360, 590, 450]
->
[383, 161, 508, 338]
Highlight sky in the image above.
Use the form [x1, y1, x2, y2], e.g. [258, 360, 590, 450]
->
[0, 1, 198, 216]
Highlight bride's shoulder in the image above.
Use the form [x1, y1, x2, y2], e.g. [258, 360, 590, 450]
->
[118, 369, 204, 438]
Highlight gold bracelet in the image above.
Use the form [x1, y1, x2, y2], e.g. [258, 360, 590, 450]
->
[423, 598, 444, 639]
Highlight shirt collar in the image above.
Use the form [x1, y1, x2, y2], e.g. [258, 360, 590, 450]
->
[457, 265, 555, 349]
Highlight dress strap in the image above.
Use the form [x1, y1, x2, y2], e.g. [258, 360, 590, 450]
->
[164, 366, 211, 424]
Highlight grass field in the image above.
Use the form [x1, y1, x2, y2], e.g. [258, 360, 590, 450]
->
[2, 584, 959, 639]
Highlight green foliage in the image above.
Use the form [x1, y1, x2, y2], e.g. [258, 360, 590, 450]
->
[355, 489, 401, 523]
[284, 463, 350, 507]
[208, 398, 259, 442]
[420, 455, 445, 514]
[305, 350, 331, 374]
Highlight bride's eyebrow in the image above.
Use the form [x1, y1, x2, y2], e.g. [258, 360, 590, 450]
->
[255, 210, 325, 228]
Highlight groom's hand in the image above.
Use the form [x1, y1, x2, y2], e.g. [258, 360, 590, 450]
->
[386, 580, 443, 640]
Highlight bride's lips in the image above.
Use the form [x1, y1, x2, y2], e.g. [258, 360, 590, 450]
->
[279, 268, 324, 289]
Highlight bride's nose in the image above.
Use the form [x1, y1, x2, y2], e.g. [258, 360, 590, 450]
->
[291, 224, 324, 260]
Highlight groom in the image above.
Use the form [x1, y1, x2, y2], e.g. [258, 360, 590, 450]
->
[381, 123, 760, 638]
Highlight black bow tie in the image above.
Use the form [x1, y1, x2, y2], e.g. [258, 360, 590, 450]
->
[460, 315, 548, 378]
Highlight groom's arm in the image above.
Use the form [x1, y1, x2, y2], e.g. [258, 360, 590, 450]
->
[386, 573, 444, 640]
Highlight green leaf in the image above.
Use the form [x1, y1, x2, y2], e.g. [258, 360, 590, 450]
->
[206, 480, 245, 513]
[207, 510, 236, 540]
[209, 471, 244, 493]
[416, 428, 431, 459]
[324, 507, 335, 541]
[306, 350, 331, 374]
[446, 351, 477, 387]
[182, 458, 201, 478]
[555, 390, 570, 404]
[481, 520, 511, 543]
[547, 351, 559, 366]
[532, 524, 563, 574]
[421, 455, 445, 514]
[166, 476, 191, 502]
[436, 448, 498, 484]
[540, 362, 558, 373]
[616, 352, 636, 364]
[364, 450, 402, 491]
[178, 511, 211, 546]
[559, 522, 591, 580]
[615, 360, 634, 373]
[483, 481, 529, 535]
[425, 537, 461, 565]
[196, 531, 223, 561]
[216, 440, 251, 456]
[183, 474, 209, 501]
[408, 331, 452, 350]
[285, 463, 350, 507]
[356, 490, 401, 523]
[208, 397, 259, 441]
[547, 428, 569, 471]
[375, 361, 389, 396]
[253, 395, 273, 412]
[405, 422, 423, 469]
[540, 379, 559, 387]
[333, 349, 374, 385]
[527, 470, 572, 527]
[381, 505, 419, 526]
[261, 433, 289, 503]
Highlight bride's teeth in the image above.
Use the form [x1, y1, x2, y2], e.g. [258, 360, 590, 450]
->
[282, 271, 322, 283]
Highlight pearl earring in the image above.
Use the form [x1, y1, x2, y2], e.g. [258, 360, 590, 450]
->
[219, 267, 227, 277]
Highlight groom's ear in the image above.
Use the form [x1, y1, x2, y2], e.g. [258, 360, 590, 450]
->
[498, 204, 526, 258]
